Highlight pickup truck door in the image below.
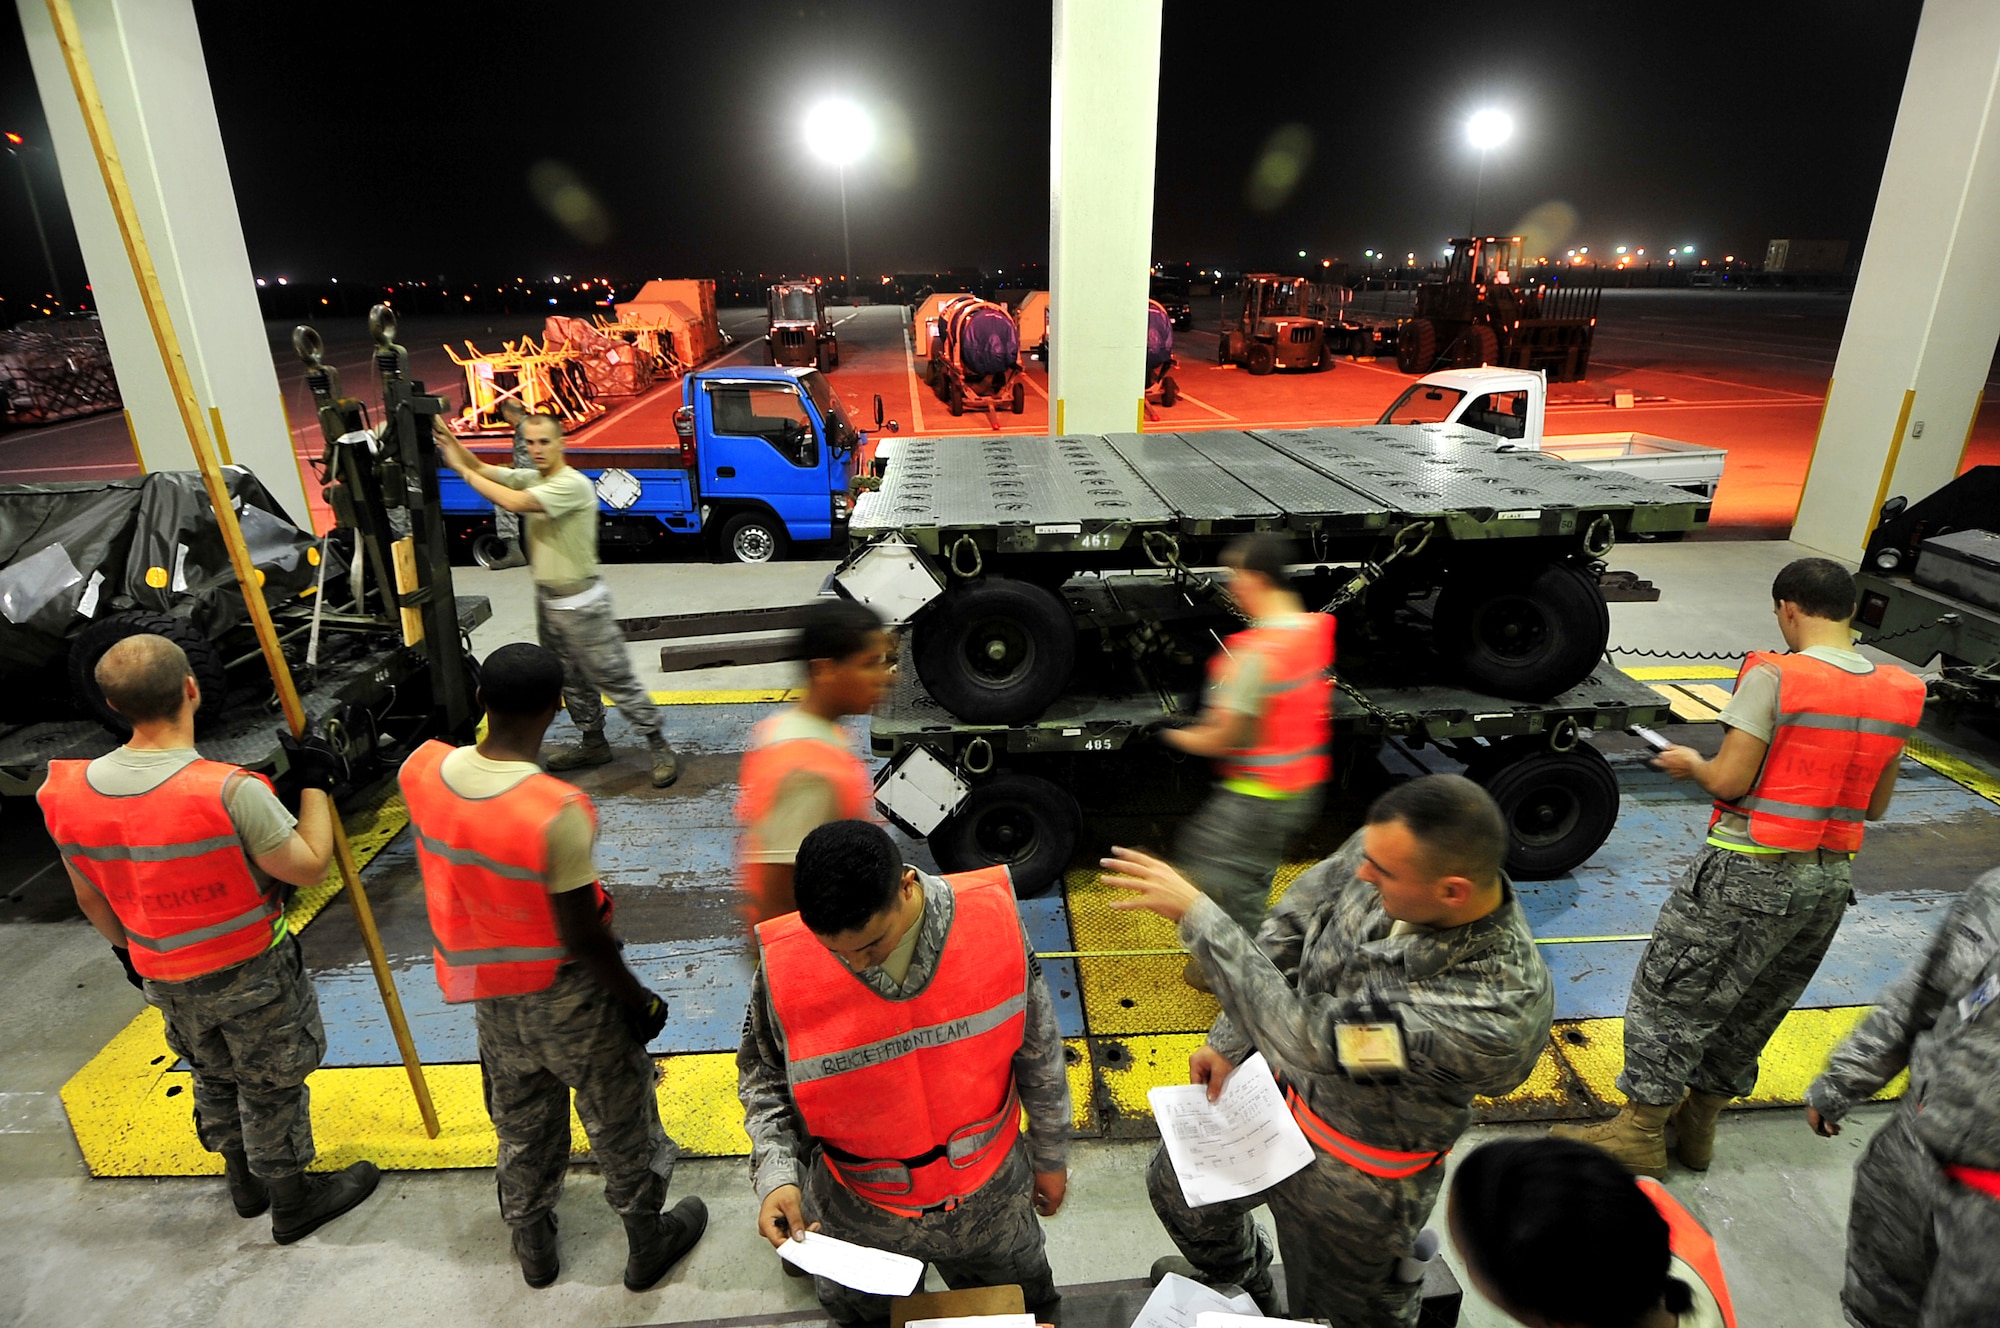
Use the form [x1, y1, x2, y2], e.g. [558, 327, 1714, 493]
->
[699, 379, 830, 540]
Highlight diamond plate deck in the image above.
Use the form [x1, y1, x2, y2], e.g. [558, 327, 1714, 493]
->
[851, 433, 1173, 533]
[1250, 424, 1701, 514]
[1114, 430, 1385, 521]
[1100, 432, 1279, 522]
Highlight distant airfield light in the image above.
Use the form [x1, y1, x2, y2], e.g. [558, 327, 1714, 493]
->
[255, 278, 266, 287]
[1298, 250, 1307, 258]
[1615, 246, 1627, 255]
[1322, 258, 1332, 267]
[1636, 248, 1646, 256]
[1682, 245, 1695, 254]
[277, 276, 288, 285]
[1466, 108, 1515, 151]
[3, 132, 22, 145]
[804, 99, 874, 166]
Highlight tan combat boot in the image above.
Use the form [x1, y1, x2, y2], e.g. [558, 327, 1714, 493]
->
[1669, 1091, 1733, 1171]
[1549, 1101, 1675, 1178]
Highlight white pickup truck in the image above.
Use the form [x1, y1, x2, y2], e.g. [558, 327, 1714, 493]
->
[1378, 367, 1727, 501]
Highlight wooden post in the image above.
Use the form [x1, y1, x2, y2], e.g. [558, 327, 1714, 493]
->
[45, 0, 440, 1139]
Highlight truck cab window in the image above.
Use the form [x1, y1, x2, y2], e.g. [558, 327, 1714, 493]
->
[707, 384, 818, 468]
[1463, 390, 1528, 439]
[1381, 384, 1465, 425]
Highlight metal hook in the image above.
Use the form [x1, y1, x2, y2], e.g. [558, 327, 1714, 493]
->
[948, 535, 984, 580]
[961, 737, 995, 775]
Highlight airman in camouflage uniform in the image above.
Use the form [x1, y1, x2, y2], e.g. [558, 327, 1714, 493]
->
[1806, 866, 2000, 1328]
[1107, 775, 1555, 1328]
[737, 864, 1073, 1325]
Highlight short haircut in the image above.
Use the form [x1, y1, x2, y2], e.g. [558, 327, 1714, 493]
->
[1770, 557, 1856, 621]
[1450, 1138, 1689, 1328]
[798, 598, 887, 666]
[479, 642, 565, 717]
[520, 412, 563, 436]
[795, 820, 904, 936]
[1366, 773, 1509, 884]
[95, 634, 192, 724]
[1222, 531, 1298, 591]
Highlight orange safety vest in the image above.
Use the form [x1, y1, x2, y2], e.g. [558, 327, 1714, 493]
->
[736, 714, 878, 925]
[1281, 1081, 1448, 1180]
[1637, 1176, 1739, 1328]
[400, 739, 610, 1003]
[1710, 651, 1925, 852]
[758, 866, 1025, 1216]
[39, 758, 283, 982]
[1210, 614, 1336, 795]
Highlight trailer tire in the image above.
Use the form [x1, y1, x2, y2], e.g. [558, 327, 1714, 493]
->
[822, 340, 839, 370]
[948, 379, 965, 416]
[1161, 375, 1179, 407]
[70, 611, 229, 736]
[715, 510, 789, 565]
[1217, 331, 1233, 365]
[915, 578, 1075, 724]
[1396, 319, 1436, 374]
[1467, 737, 1620, 879]
[1434, 559, 1609, 699]
[1011, 381, 1026, 414]
[929, 772, 1080, 899]
[1246, 343, 1276, 376]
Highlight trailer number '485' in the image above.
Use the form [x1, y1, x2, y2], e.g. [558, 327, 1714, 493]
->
[1083, 736, 1115, 750]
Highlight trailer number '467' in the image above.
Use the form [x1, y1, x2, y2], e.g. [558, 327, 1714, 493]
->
[1077, 532, 1114, 549]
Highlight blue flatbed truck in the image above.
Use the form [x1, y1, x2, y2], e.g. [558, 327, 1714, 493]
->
[440, 366, 870, 565]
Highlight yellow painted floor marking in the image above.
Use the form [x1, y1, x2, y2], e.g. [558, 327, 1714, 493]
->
[1908, 737, 2000, 807]
[1474, 1040, 1569, 1110]
[1549, 1010, 1905, 1113]
[644, 688, 802, 706]
[1622, 665, 1739, 681]
[1096, 1033, 1206, 1125]
[1064, 1038, 1096, 1134]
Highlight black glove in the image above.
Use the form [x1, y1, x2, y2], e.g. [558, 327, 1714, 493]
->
[623, 988, 669, 1048]
[276, 727, 343, 808]
[111, 945, 143, 990]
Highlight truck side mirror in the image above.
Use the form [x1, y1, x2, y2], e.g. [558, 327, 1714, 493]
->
[1878, 495, 1907, 524]
[873, 394, 886, 429]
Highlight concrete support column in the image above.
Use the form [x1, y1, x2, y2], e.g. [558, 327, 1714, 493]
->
[1048, 0, 1162, 436]
[1793, 0, 2000, 558]
[17, 0, 311, 523]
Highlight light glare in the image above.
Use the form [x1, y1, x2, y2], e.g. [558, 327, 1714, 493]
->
[1467, 109, 1514, 150]
[804, 100, 875, 166]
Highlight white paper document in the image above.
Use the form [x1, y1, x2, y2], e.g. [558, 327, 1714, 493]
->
[1148, 1051, 1315, 1207]
[774, 1230, 924, 1296]
[904, 1316, 1037, 1328]
[1129, 1271, 1260, 1327]
[1193, 1314, 1322, 1328]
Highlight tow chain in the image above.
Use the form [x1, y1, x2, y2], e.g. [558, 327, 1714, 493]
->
[1323, 520, 1437, 615]
[1611, 612, 1961, 662]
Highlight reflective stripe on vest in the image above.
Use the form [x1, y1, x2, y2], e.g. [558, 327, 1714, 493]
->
[759, 866, 1025, 1213]
[1281, 1083, 1447, 1180]
[736, 716, 878, 925]
[38, 759, 281, 982]
[1214, 615, 1335, 795]
[1637, 1176, 1739, 1328]
[1709, 651, 1926, 853]
[400, 739, 605, 1003]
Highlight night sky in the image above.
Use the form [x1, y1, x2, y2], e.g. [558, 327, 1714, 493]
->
[0, 0, 1924, 312]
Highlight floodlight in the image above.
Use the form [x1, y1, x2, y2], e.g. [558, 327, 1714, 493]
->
[804, 100, 874, 167]
[1467, 109, 1514, 151]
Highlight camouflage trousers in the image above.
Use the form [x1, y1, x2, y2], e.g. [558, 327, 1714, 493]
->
[800, 1139, 1055, 1325]
[494, 429, 530, 543]
[1842, 1105, 2000, 1328]
[1618, 844, 1852, 1103]
[147, 935, 325, 1179]
[1146, 1138, 1438, 1328]
[474, 964, 679, 1226]
[1174, 786, 1324, 937]
[534, 581, 663, 744]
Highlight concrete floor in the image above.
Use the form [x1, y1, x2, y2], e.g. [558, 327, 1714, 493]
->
[0, 537, 1975, 1328]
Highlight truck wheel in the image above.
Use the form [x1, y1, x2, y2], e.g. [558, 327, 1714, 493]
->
[69, 611, 229, 735]
[915, 578, 1076, 724]
[948, 379, 965, 416]
[1011, 380, 1026, 413]
[1469, 324, 1499, 367]
[1313, 347, 1334, 372]
[929, 772, 1080, 899]
[1434, 560, 1609, 700]
[1396, 319, 1436, 374]
[822, 340, 839, 370]
[1467, 738, 1620, 879]
[1246, 344, 1276, 376]
[1217, 332, 1233, 365]
[1161, 375, 1179, 407]
[716, 510, 788, 564]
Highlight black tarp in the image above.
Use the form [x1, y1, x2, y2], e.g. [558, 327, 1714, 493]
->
[0, 470, 340, 712]
[946, 300, 1020, 378]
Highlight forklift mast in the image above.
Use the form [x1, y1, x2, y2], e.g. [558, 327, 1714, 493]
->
[294, 305, 476, 735]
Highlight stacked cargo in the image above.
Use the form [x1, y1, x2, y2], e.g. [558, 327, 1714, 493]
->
[0, 321, 121, 425]
[614, 279, 726, 369]
[542, 317, 653, 397]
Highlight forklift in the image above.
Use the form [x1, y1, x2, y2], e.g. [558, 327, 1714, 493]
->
[1217, 274, 1330, 374]
[765, 281, 838, 370]
[1394, 236, 1602, 382]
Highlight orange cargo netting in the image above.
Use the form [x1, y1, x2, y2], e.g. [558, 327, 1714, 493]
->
[590, 315, 684, 380]
[612, 279, 728, 370]
[544, 317, 656, 398]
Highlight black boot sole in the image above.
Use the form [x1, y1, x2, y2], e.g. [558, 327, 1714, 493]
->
[624, 1201, 708, 1292]
[231, 1194, 271, 1219]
